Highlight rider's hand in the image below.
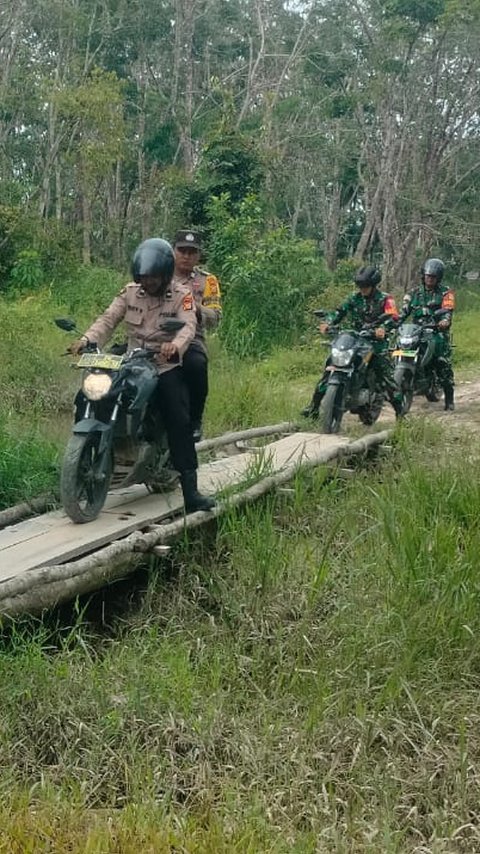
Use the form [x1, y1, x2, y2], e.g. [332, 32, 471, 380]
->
[438, 319, 449, 330]
[160, 341, 179, 360]
[374, 327, 386, 340]
[319, 322, 330, 334]
[68, 337, 88, 356]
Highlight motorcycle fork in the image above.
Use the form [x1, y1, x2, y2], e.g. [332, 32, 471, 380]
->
[96, 395, 122, 478]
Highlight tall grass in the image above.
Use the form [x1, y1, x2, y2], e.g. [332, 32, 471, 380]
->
[2, 423, 480, 849]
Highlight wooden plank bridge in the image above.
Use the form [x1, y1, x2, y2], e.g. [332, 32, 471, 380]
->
[0, 427, 391, 617]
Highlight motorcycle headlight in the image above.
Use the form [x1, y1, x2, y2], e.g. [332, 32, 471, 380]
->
[331, 347, 355, 367]
[82, 372, 113, 401]
[400, 336, 414, 346]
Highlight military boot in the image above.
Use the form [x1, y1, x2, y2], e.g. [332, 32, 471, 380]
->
[180, 470, 216, 512]
[301, 388, 323, 419]
[444, 385, 455, 411]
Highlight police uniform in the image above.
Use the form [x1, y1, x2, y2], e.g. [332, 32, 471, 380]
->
[304, 288, 401, 417]
[402, 282, 455, 400]
[173, 230, 222, 436]
[81, 280, 198, 474]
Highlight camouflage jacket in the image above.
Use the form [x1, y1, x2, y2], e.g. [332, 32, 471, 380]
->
[402, 283, 455, 328]
[328, 289, 399, 330]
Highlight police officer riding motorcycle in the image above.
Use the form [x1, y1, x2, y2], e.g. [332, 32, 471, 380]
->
[65, 238, 215, 521]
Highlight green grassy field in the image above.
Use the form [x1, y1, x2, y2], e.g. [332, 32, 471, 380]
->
[1, 293, 480, 850]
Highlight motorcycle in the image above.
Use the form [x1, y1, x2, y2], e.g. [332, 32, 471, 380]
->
[315, 310, 391, 434]
[56, 317, 184, 523]
[392, 308, 448, 415]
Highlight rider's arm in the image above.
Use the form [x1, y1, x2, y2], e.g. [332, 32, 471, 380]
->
[439, 289, 455, 328]
[82, 288, 128, 348]
[200, 275, 222, 329]
[172, 289, 197, 356]
[382, 294, 399, 329]
[400, 292, 413, 321]
[329, 295, 354, 326]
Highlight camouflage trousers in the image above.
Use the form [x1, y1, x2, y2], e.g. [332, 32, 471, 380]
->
[433, 333, 454, 390]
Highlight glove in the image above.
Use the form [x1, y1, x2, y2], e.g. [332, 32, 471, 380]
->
[438, 319, 449, 330]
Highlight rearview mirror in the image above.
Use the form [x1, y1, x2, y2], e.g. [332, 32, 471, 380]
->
[54, 317, 77, 332]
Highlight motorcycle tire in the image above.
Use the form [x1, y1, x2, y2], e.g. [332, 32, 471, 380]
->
[425, 376, 442, 402]
[319, 384, 344, 434]
[394, 366, 414, 415]
[358, 393, 384, 425]
[60, 433, 113, 523]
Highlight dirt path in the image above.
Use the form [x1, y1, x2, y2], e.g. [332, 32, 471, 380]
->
[373, 375, 480, 432]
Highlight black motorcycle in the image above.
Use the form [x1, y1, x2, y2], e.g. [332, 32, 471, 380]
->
[392, 309, 448, 414]
[315, 311, 391, 434]
[56, 318, 183, 523]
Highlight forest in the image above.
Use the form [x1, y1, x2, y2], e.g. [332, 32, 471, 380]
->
[1, 0, 479, 298]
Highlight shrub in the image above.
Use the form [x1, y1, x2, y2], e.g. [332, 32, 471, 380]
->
[206, 195, 331, 357]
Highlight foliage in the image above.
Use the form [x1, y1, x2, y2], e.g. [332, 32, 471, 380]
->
[3, 424, 480, 847]
[206, 194, 329, 357]
[9, 250, 44, 293]
[0, 418, 58, 506]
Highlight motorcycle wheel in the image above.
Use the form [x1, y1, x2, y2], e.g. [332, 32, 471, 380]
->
[61, 433, 113, 523]
[319, 384, 344, 434]
[425, 376, 442, 402]
[394, 366, 414, 415]
[358, 393, 384, 425]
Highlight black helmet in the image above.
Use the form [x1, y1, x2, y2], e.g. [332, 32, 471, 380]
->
[131, 238, 174, 286]
[355, 265, 381, 288]
[422, 257, 444, 282]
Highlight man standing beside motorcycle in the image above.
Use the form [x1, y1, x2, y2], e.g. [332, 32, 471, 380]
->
[172, 229, 222, 442]
[68, 237, 215, 513]
[401, 258, 455, 411]
[301, 266, 403, 419]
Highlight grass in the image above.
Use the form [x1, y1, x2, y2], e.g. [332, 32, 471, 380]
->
[2, 291, 480, 848]
[2, 421, 480, 849]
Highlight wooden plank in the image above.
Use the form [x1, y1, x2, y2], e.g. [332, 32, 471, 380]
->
[0, 433, 348, 581]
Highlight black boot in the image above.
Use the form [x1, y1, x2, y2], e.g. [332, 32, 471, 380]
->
[444, 386, 455, 411]
[301, 388, 322, 419]
[181, 470, 215, 512]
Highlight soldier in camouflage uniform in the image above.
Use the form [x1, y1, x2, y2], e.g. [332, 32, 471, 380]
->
[302, 266, 403, 419]
[173, 229, 222, 441]
[401, 257, 455, 410]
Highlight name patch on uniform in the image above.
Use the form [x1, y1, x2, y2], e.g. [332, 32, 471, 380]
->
[182, 293, 194, 311]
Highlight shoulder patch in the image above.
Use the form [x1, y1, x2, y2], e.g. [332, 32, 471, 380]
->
[182, 292, 194, 311]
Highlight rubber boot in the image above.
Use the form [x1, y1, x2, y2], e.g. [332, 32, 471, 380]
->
[181, 470, 215, 512]
[301, 388, 322, 419]
[444, 386, 455, 411]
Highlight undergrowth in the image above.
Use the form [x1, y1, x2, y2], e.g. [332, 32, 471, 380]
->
[1, 422, 480, 849]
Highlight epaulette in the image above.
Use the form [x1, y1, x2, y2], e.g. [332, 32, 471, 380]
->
[194, 267, 210, 278]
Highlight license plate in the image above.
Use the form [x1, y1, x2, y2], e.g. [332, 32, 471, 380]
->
[77, 353, 124, 369]
[392, 349, 416, 358]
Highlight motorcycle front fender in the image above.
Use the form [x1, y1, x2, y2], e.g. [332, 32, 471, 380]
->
[325, 368, 350, 386]
[72, 418, 113, 455]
